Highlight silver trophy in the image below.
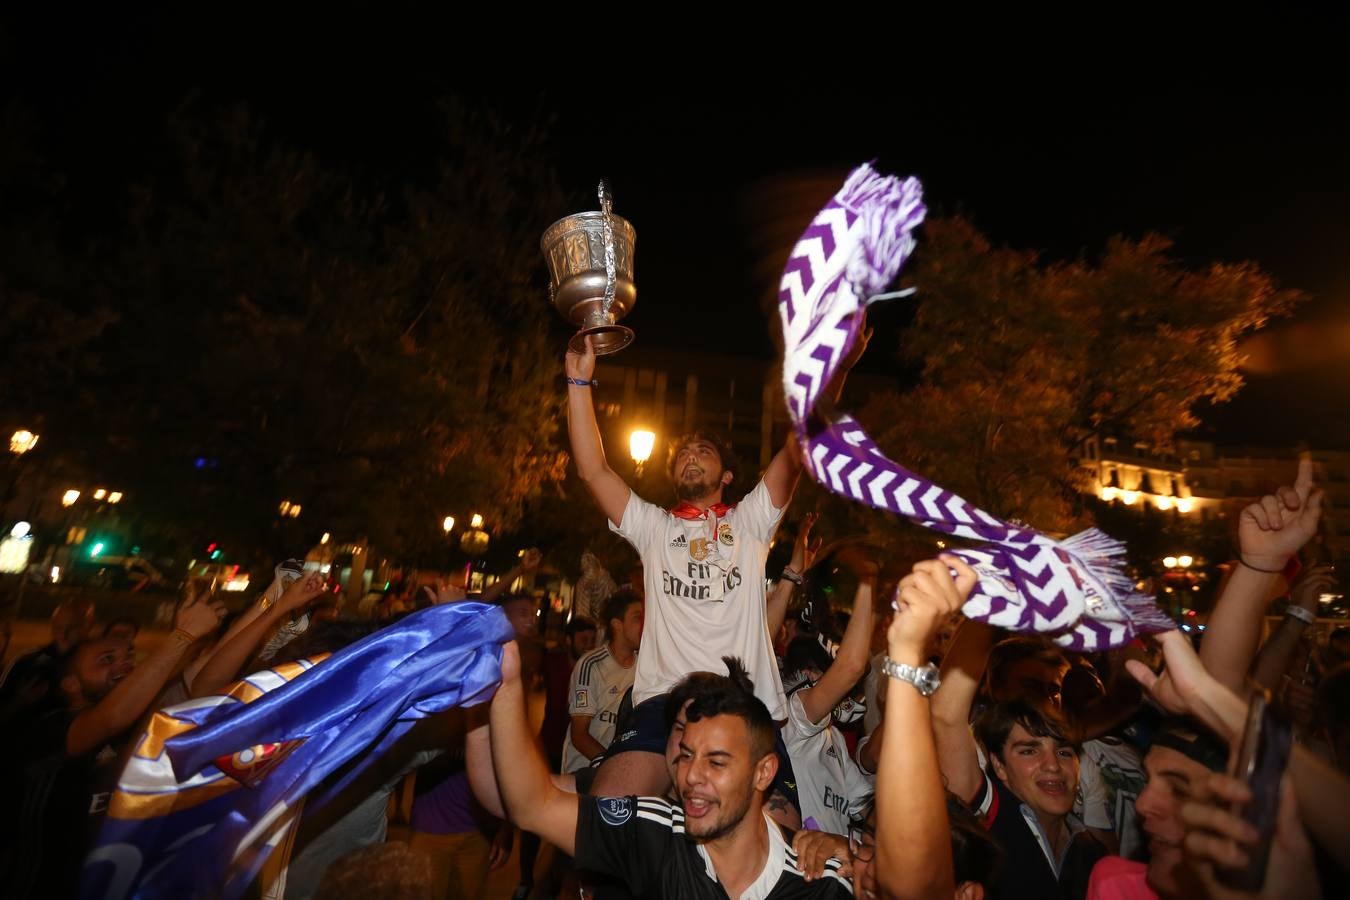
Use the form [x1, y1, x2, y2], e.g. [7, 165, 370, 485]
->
[541, 181, 636, 356]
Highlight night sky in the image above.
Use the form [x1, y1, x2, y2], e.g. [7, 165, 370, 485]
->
[6, 11, 1350, 447]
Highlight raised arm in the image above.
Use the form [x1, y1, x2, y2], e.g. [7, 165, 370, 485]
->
[1251, 565, 1331, 691]
[1202, 457, 1321, 693]
[188, 572, 327, 697]
[489, 641, 581, 854]
[928, 616, 995, 806]
[767, 513, 819, 642]
[68, 591, 225, 756]
[1131, 628, 1350, 863]
[466, 711, 577, 820]
[566, 337, 631, 526]
[875, 555, 978, 900]
[796, 548, 876, 725]
[481, 548, 542, 604]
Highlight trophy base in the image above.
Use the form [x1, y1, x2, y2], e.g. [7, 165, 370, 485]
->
[570, 324, 634, 356]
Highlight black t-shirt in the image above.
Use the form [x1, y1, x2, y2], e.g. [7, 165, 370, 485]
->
[575, 795, 853, 899]
[0, 707, 125, 899]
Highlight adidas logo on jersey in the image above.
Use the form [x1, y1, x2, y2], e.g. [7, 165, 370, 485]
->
[669, 534, 688, 548]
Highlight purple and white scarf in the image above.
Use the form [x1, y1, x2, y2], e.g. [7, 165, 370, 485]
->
[779, 164, 1174, 651]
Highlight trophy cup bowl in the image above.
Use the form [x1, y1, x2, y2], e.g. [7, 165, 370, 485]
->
[541, 211, 636, 356]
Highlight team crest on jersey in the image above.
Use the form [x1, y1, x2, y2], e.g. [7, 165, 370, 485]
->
[575, 689, 589, 707]
[689, 537, 710, 561]
[597, 796, 633, 826]
[717, 523, 734, 547]
[670, 534, 688, 549]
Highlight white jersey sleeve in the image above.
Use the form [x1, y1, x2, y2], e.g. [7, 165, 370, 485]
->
[733, 479, 786, 542]
[608, 491, 668, 554]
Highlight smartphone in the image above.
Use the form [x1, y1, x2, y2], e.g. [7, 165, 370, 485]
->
[1218, 691, 1293, 891]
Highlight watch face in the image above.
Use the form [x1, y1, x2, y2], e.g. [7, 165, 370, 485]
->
[917, 666, 941, 694]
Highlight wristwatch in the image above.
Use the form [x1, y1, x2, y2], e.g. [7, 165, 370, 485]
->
[881, 656, 941, 696]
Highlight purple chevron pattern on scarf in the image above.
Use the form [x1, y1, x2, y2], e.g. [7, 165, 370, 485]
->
[779, 164, 1174, 651]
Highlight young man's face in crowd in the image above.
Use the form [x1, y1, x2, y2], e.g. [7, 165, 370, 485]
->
[568, 627, 597, 658]
[1136, 745, 1213, 894]
[502, 599, 537, 640]
[672, 440, 729, 502]
[613, 601, 644, 651]
[992, 658, 1067, 709]
[989, 724, 1079, 820]
[676, 713, 773, 842]
[65, 638, 135, 703]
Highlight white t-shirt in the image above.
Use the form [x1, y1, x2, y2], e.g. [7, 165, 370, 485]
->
[1078, 736, 1146, 858]
[782, 690, 875, 836]
[611, 481, 787, 721]
[562, 643, 637, 773]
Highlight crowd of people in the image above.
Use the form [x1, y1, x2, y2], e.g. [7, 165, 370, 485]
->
[0, 332, 1347, 899]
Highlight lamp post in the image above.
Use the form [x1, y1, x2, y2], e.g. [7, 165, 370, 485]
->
[629, 429, 655, 482]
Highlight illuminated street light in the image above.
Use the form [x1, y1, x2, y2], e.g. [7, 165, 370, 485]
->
[1163, 556, 1178, 568]
[1178, 555, 1194, 568]
[108, 491, 123, 504]
[9, 430, 39, 455]
[279, 500, 292, 515]
[62, 489, 81, 508]
[629, 429, 655, 479]
[470, 513, 483, 529]
[442, 516, 455, 534]
[93, 488, 107, 501]
[320, 532, 331, 544]
[288, 504, 302, 518]
[11, 521, 31, 539]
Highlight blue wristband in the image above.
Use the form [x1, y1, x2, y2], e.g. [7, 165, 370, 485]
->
[565, 377, 598, 387]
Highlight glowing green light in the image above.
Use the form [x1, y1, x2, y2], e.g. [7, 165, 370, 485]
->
[210, 549, 222, 560]
[90, 542, 106, 558]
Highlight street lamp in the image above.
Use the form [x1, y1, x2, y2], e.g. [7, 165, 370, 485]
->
[442, 516, 455, 534]
[9, 430, 39, 455]
[61, 489, 80, 508]
[1177, 555, 1194, 568]
[460, 514, 489, 556]
[630, 429, 655, 479]
[108, 492, 123, 504]
[93, 488, 107, 501]
[1163, 556, 1178, 568]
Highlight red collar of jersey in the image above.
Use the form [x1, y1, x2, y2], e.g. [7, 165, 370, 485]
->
[669, 501, 734, 520]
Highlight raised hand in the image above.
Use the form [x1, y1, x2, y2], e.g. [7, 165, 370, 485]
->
[790, 512, 823, 575]
[564, 335, 596, 383]
[888, 554, 978, 661]
[1238, 456, 1323, 571]
[519, 548, 543, 573]
[278, 570, 328, 613]
[176, 587, 227, 640]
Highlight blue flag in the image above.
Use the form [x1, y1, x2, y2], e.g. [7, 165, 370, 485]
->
[82, 601, 512, 900]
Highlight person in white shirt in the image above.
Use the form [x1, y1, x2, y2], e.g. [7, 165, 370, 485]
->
[563, 589, 643, 773]
[779, 548, 877, 836]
